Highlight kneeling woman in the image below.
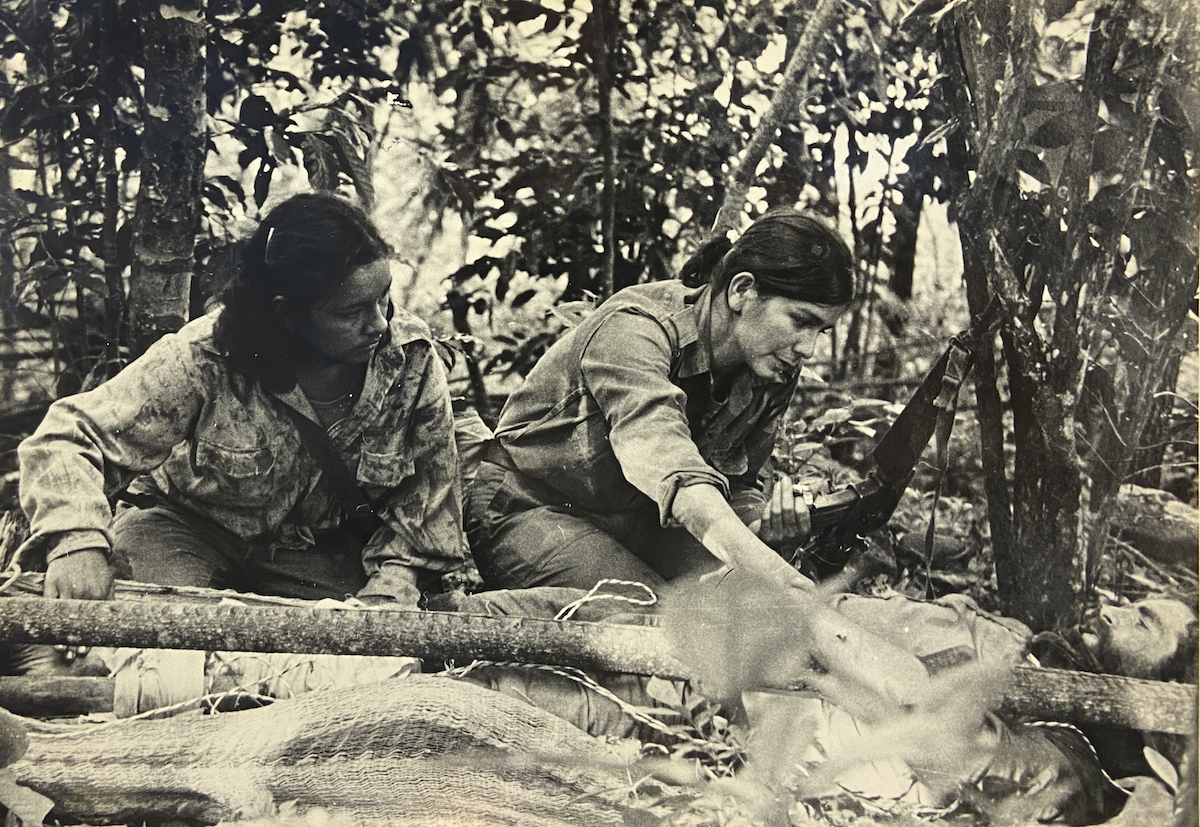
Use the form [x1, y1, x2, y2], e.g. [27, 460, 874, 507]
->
[467, 210, 853, 592]
[19, 193, 473, 607]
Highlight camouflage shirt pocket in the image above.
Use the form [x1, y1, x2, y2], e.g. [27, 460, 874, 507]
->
[195, 437, 275, 477]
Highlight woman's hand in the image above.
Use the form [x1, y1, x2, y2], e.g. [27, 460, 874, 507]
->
[755, 474, 815, 550]
[702, 560, 814, 592]
[44, 549, 114, 600]
[673, 483, 815, 591]
[661, 568, 930, 719]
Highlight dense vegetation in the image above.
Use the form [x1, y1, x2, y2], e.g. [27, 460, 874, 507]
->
[0, 0, 1195, 632]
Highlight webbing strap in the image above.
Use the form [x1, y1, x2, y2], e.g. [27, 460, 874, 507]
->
[276, 401, 378, 522]
[922, 340, 974, 595]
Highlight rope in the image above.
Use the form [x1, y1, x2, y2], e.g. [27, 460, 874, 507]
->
[554, 579, 658, 621]
[437, 659, 681, 740]
[0, 562, 22, 595]
[437, 584, 680, 741]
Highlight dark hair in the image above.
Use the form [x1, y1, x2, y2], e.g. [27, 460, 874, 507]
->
[679, 209, 855, 306]
[214, 193, 388, 392]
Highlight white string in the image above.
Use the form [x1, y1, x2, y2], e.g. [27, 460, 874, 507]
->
[554, 578, 658, 622]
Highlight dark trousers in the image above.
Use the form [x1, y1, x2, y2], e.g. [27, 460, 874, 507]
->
[465, 460, 726, 591]
[112, 500, 369, 601]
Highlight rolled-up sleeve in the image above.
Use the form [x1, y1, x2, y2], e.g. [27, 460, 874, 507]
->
[18, 337, 204, 563]
[580, 311, 728, 527]
[359, 347, 473, 599]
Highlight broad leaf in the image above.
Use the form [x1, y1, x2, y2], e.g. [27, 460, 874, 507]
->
[239, 94, 277, 129]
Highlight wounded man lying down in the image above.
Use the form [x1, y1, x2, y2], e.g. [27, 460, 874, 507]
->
[434, 577, 1128, 825]
[5, 580, 1168, 826]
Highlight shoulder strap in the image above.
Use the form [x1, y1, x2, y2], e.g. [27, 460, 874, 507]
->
[276, 402, 376, 518]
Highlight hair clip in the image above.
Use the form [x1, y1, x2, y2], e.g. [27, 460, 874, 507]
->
[265, 226, 276, 267]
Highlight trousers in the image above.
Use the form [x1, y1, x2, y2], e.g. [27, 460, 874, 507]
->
[465, 459, 746, 591]
[111, 499, 369, 601]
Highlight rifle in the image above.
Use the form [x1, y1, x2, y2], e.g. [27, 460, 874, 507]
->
[796, 300, 1002, 578]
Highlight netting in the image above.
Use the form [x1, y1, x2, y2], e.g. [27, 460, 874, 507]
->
[3, 586, 1044, 826]
[10, 675, 637, 826]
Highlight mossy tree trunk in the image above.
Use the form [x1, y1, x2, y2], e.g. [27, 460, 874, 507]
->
[128, 0, 206, 356]
[934, 0, 1199, 631]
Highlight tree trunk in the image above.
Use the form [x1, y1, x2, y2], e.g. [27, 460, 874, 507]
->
[937, 2, 1084, 632]
[128, 0, 206, 356]
[711, 0, 839, 236]
[0, 151, 15, 327]
[595, 0, 618, 299]
[99, 0, 125, 377]
[887, 181, 924, 301]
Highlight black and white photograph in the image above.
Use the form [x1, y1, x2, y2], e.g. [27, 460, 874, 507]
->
[0, 0, 1196, 824]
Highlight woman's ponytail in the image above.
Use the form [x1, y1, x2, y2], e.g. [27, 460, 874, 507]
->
[678, 236, 734, 287]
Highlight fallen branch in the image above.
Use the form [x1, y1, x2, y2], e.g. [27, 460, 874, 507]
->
[0, 593, 1194, 734]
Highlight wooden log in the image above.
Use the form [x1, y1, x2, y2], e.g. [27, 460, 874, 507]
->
[1002, 665, 1198, 736]
[0, 596, 688, 678]
[0, 595, 1194, 734]
[0, 675, 113, 716]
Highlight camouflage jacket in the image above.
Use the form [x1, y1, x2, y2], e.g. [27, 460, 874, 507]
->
[18, 307, 472, 601]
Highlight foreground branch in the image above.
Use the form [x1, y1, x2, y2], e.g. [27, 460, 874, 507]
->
[0, 596, 686, 678]
[712, 0, 839, 235]
[0, 595, 1193, 734]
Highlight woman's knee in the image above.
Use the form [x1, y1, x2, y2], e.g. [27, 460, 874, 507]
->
[112, 505, 233, 588]
[483, 509, 662, 590]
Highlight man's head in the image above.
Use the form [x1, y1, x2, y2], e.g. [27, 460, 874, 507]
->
[1090, 598, 1198, 682]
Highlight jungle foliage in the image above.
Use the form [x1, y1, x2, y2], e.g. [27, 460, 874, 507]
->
[0, 0, 1196, 632]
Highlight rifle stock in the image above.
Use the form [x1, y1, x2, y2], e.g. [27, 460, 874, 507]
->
[795, 300, 1001, 573]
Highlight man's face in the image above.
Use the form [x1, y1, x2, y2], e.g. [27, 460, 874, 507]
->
[1094, 598, 1197, 680]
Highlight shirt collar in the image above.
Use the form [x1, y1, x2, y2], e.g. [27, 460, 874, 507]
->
[272, 310, 431, 432]
[677, 286, 713, 379]
[680, 285, 795, 390]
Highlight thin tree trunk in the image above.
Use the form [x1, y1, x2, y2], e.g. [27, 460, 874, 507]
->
[887, 179, 925, 301]
[595, 0, 617, 298]
[0, 151, 15, 327]
[128, 0, 206, 355]
[100, 127, 123, 376]
[712, 0, 839, 236]
[839, 128, 863, 380]
[100, 0, 125, 377]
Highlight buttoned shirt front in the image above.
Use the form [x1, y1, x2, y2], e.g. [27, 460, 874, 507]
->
[495, 280, 798, 526]
[18, 306, 471, 601]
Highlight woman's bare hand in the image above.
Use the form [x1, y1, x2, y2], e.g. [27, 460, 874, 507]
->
[755, 475, 819, 550]
[44, 549, 114, 600]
